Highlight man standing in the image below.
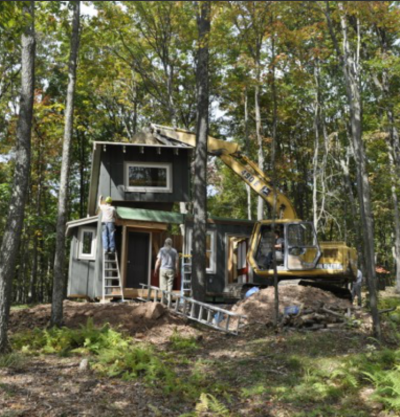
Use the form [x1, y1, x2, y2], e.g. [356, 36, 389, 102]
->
[351, 268, 363, 307]
[265, 229, 284, 269]
[98, 195, 116, 254]
[155, 238, 179, 293]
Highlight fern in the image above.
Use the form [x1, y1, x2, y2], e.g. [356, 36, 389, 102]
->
[364, 364, 400, 411]
[195, 393, 231, 417]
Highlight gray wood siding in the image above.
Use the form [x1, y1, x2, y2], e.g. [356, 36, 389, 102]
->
[98, 145, 191, 204]
[67, 234, 96, 298]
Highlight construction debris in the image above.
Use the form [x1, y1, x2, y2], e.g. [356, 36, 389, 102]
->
[282, 304, 351, 331]
[232, 285, 352, 328]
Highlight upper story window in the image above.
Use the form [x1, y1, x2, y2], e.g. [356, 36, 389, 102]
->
[78, 228, 97, 260]
[124, 162, 172, 193]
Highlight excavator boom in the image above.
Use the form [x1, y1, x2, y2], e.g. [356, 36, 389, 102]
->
[151, 124, 297, 219]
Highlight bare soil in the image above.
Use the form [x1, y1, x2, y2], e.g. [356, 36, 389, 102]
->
[9, 300, 199, 344]
[232, 285, 352, 325]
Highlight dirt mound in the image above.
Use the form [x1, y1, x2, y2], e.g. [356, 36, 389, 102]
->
[233, 285, 352, 325]
[9, 300, 198, 343]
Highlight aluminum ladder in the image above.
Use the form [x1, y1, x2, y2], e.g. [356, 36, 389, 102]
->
[180, 254, 192, 296]
[102, 251, 124, 302]
[138, 284, 246, 335]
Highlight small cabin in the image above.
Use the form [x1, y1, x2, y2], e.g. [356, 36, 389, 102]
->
[66, 130, 255, 301]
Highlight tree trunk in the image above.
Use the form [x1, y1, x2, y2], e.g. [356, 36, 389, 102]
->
[387, 135, 400, 293]
[337, 4, 381, 340]
[255, 72, 264, 220]
[244, 86, 252, 220]
[312, 64, 321, 231]
[51, 1, 80, 327]
[270, 31, 279, 326]
[192, 1, 211, 303]
[0, 1, 35, 354]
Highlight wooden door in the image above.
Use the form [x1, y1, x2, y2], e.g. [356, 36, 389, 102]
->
[127, 232, 150, 288]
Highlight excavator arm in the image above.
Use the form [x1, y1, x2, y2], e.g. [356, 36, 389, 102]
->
[151, 124, 298, 220]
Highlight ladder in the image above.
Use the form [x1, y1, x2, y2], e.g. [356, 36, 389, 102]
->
[102, 251, 124, 302]
[180, 254, 192, 296]
[138, 284, 246, 335]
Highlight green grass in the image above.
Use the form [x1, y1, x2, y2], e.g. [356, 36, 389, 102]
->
[0, 352, 26, 371]
[169, 331, 200, 353]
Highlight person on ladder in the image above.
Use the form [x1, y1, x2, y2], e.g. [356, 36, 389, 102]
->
[99, 195, 116, 255]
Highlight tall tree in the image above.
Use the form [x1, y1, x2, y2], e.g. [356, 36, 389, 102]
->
[228, 1, 272, 220]
[325, 1, 381, 339]
[51, 1, 80, 327]
[0, 1, 35, 353]
[192, 1, 211, 303]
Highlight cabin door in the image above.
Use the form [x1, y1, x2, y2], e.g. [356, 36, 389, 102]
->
[127, 232, 151, 288]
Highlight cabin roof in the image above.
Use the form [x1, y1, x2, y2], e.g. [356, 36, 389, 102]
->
[66, 208, 185, 237]
[116, 207, 184, 224]
[66, 216, 98, 237]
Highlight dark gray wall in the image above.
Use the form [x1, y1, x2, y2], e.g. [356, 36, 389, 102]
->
[185, 220, 255, 294]
[98, 145, 191, 204]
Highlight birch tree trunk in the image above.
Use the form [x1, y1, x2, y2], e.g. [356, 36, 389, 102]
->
[373, 26, 400, 292]
[0, 1, 35, 353]
[191, 1, 210, 303]
[244, 87, 252, 220]
[270, 31, 279, 326]
[255, 72, 265, 220]
[51, 1, 80, 327]
[312, 64, 321, 231]
[327, 2, 381, 339]
[387, 137, 400, 293]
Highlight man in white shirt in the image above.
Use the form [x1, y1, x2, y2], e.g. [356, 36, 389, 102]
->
[98, 195, 116, 254]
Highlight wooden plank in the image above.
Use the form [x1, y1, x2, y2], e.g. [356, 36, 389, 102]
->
[123, 288, 181, 300]
[121, 225, 127, 288]
[116, 219, 168, 230]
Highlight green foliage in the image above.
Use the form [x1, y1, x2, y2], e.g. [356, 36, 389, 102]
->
[194, 393, 231, 417]
[12, 318, 126, 356]
[10, 320, 228, 403]
[169, 331, 200, 353]
[94, 343, 172, 383]
[0, 353, 25, 371]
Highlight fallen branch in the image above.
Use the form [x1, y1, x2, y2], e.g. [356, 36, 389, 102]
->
[378, 307, 396, 315]
[320, 307, 347, 320]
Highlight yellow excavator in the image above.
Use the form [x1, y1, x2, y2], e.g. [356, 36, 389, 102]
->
[150, 124, 358, 292]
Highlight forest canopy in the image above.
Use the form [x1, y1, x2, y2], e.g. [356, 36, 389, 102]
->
[1, 1, 400, 303]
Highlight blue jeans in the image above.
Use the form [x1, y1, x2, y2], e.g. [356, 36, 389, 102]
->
[102, 222, 115, 252]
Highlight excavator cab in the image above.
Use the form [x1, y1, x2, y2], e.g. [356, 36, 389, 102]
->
[286, 222, 321, 270]
[253, 221, 321, 273]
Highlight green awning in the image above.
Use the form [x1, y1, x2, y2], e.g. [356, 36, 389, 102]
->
[116, 207, 184, 224]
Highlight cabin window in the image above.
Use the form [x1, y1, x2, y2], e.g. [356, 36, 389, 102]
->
[78, 228, 97, 260]
[185, 229, 217, 274]
[124, 162, 172, 193]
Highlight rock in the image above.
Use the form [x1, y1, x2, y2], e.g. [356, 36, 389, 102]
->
[145, 303, 166, 320]
[78, 358, 90, 373]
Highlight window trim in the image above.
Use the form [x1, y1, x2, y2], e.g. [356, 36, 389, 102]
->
[78, 227, 97, 260]
[124, 161, 173, 193]
[185, 229, 217, 274]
